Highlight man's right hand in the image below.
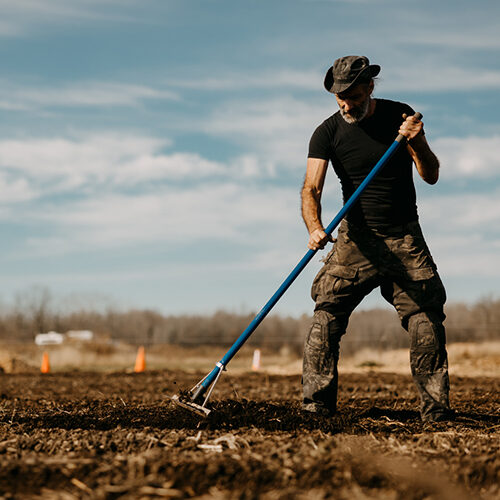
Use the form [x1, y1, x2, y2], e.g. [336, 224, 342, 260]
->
[308, 228, 331, 250]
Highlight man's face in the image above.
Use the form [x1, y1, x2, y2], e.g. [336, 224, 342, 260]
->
[335, 82, 373, 124]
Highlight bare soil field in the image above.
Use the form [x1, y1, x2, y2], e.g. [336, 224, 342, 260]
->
[0, 368, 498, 499]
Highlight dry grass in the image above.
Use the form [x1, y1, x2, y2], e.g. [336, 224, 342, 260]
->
[1, 340, 499, 378]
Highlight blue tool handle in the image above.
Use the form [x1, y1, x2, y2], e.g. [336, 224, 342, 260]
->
[199, 113, 421, 390]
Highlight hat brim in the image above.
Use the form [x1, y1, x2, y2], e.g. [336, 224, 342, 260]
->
[324, 64, 380, 94]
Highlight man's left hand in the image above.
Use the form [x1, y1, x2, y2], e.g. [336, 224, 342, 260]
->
[399, 113, 423, 142]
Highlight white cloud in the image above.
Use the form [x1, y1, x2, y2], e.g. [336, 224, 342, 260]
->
[380, 65, 500, 93]
[433, 135, 500, 178]
[0, 80, 178, 110]
[414, 32, 500, 50]
[417, 189, 500, 278]
[0, 134, 232, 193]
[0, 173, 37, 203]
[0, 19, 19, 36]
[0, 131, 302, 256]
[168, 68, 320, 92]
[421, 189, 500, 231]
[22, 182, 300, 256]
[0, 0, 149, 36]
[203, 95, 331, 169]
[425, 231, 500, 278]
[401, 7, 500, 51]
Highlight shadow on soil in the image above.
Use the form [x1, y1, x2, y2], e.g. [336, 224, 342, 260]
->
[5, 399, 498, 434]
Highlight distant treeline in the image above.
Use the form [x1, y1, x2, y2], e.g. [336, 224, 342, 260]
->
[0, 288, 499, 355]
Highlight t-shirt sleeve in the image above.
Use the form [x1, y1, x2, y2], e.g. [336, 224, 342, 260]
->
[308, 122, 331, 160]
[402, 103, 415, 116]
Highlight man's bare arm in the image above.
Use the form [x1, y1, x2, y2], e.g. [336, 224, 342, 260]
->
[301, 157, 330, 250]
[407, 135, 440, 184]
[399, 114, 440, 185]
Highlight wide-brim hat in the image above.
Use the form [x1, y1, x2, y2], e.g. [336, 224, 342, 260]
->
[324, 55, 380, 94]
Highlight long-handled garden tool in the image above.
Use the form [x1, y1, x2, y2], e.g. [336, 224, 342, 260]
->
[172, 112, 422, 417]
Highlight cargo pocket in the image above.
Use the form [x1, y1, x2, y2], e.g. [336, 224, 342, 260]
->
[324, 264, 358, 295]
[311, 267, 327, 301]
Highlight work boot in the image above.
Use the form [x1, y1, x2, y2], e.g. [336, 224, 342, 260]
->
[421, 408, 455, 423]
[302, 401, 336, 417]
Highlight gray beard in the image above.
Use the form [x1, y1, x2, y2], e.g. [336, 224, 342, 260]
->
[340, 97, 370, 124]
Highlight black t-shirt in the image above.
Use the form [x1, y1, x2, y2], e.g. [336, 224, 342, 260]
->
[308, 99, 419, 230]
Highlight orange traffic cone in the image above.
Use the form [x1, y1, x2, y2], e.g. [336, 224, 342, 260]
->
[41, 352, 50, 374]
[134, 346, 146, 373]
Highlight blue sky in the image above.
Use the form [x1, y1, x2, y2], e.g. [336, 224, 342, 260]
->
[0, 0, 499, 316]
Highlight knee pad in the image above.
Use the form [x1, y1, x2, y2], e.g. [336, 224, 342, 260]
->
[304, 311, 348, 376]
[313, 310, 348, 336]
[307, 310, 348, 356]
[408, 312, 446, 351]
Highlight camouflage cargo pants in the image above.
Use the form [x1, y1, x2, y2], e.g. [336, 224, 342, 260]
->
[302, 220, 450, 422]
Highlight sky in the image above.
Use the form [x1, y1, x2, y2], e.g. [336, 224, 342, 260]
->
[0, 0, 499, 317]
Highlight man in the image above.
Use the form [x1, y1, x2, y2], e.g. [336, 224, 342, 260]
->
[301, 55, 451, 423]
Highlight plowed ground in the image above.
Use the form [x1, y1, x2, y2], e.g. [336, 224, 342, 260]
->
[0, 370, 498, 499]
